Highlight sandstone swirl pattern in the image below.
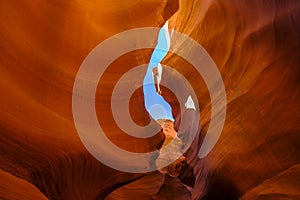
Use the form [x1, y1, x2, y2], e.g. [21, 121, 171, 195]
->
[0, 0, 299, 199]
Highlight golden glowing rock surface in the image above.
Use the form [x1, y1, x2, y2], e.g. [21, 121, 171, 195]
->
[0, 0, 299, 199]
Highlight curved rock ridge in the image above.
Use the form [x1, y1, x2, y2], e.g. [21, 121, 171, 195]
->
[0, 169, 48, 200]
[0, 0, 179, 199]
[164, 0, 300, 199]
[240, 164, 300, 200]
[1, 0, 300, 199]
[106, 172, 192, 200]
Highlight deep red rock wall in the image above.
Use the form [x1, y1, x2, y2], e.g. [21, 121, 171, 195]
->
[1, 0, 299, 199]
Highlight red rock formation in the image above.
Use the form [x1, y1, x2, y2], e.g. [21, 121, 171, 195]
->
[167, 0, 300, 199]
[240, 164, 300, 200]
[1, 0, 300, 200]
[0, 169, 47, 200]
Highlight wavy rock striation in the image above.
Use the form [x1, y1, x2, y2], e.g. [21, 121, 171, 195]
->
[1, 0, 300, 199]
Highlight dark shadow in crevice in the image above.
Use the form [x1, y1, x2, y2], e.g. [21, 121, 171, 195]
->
[202, 173, 241, 200]
[99, 175, 145, 200]
[162, 0, 179, 21]
[177, 161, 195, 188]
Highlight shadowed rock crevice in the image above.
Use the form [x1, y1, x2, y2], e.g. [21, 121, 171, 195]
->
[162, 0, 180, 22]
[28, 153, 143, 200]
[201, 173, 241, 200]
[0, 0, 300, 199]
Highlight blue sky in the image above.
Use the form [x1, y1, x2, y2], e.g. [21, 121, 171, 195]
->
[143, 22, 174, 121]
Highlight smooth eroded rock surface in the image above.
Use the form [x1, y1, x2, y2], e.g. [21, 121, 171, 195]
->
[1, 0, 299, 199]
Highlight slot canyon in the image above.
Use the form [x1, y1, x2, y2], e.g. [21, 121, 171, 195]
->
[0, 0, 300, 199]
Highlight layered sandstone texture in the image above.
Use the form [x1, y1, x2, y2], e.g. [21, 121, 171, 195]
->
[0, 0, 299, 199]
